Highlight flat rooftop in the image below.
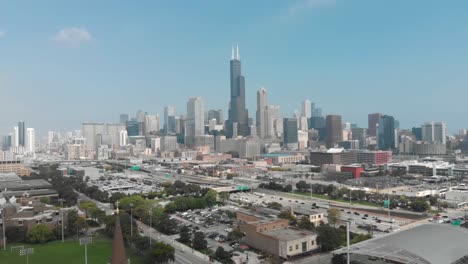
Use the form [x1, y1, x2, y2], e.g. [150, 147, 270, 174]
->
[334, 224, 468, 264]
[0, 173, 22, 182]
[0, 179, 53, 191]
[263, 228, 316, 241]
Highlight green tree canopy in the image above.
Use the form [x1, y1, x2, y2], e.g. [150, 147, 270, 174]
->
[27, 224, 54, 244]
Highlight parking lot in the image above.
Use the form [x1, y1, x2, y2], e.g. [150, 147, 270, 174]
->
[169, 205, 242, 253]
[230, 191, 411, 236]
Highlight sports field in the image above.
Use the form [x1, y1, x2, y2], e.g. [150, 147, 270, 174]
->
[0, 236, 143, 264]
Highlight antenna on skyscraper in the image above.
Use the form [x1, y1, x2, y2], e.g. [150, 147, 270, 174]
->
[232, 46, 234, 60]
[236, 44, 240, 60]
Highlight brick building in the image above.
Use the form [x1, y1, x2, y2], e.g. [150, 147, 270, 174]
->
[237, 211, 318, 259]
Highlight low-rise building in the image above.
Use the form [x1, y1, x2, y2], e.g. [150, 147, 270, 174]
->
[237, 212, 318, 259]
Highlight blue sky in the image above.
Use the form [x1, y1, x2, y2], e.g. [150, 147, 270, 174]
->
[1, 0, 468, 136]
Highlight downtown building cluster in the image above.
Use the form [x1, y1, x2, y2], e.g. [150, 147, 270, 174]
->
[3, 47, 468, 165]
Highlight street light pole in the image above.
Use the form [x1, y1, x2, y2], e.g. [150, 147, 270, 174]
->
[349, 189, 352, 210]
[149, 207, 152, 247]
[1, 209, 6, 250]
[346, 221, 350, 264]
[79, 237, 93, 264]
[19, 248, 34, 264]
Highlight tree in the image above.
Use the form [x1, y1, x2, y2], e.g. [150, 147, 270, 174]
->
[227, 228, 244, 243]
[40, 197, 50, 204]
[75, 217, 89, 235]
[66, 210, 80, 236]
[5, 226, 27, 242]
[267, 202, 282, 211]
[146, 242, 175, 264]
[296, 180, 309, 192]
[178, 226, 191, 244]
[215, 246, 233, 264]
[154, 213, 178, 235]
[298, 216, 315, 231]
[278, 210, 298, 225]
[27, 224, 54, 244]
[327, 208, 341, 227]
[133, 236, 151, 255]
[204, 189, 218, 206]
[316, 225, 341, 251]
[192, 231, 207, 250]
[218, 192, 230, 204]
[410, 198, 430, 212]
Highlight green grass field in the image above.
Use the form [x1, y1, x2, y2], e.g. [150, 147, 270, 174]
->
[0, 235, 143, 264]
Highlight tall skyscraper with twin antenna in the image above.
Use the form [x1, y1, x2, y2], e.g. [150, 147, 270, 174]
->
[226, 45, 249, 138]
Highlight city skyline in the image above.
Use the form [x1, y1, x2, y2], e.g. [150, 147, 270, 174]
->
[2, 1, 468, 134]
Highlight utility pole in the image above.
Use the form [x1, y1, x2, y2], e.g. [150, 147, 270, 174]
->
[129, 203, 133, 237]
[59, 198, 65, 243]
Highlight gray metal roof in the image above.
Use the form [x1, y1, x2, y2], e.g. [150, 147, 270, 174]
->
[334, 224, 468, 264]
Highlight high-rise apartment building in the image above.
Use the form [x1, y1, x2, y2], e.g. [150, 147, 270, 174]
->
[421, 122, 447, 144]
[164, 106, 176, 134]
[185, 97, 204, 147]
[368, 113, 382, 137]
[26, 128, 35, 153]
[226, 46, 249, 138]
[326, 115, 343, 148]
[13, 126, 19, 147]
[256, 87, 268, 139]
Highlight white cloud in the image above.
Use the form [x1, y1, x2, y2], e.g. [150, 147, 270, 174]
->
[52, 27, 92, 46]
[0, 30, 6, 38]
[287, 0, 335, 17]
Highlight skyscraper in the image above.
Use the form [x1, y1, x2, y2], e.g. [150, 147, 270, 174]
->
[301, 100, 312, 119]
[226, 46, 249, 138]
[368, 113, 382, 137]
[26, 128, 35, 153]
[13, 126, 19, 147]
[421, 122, 447, 144]
[185, 97, 204, 147]
[119, 130, 128, 146]
[326, 115, 343, 148]
[164, 106, 176, 134]
[283, 118, 298, 149]
[256, 87, 268, 139]
[207, 109, 224, 125]
[144, 114, 160, 134]
[18, 121, 25, 146]
[377, 115, 396, 151]
[119, 114, 129, 124]
[265, 105, 281, 139]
